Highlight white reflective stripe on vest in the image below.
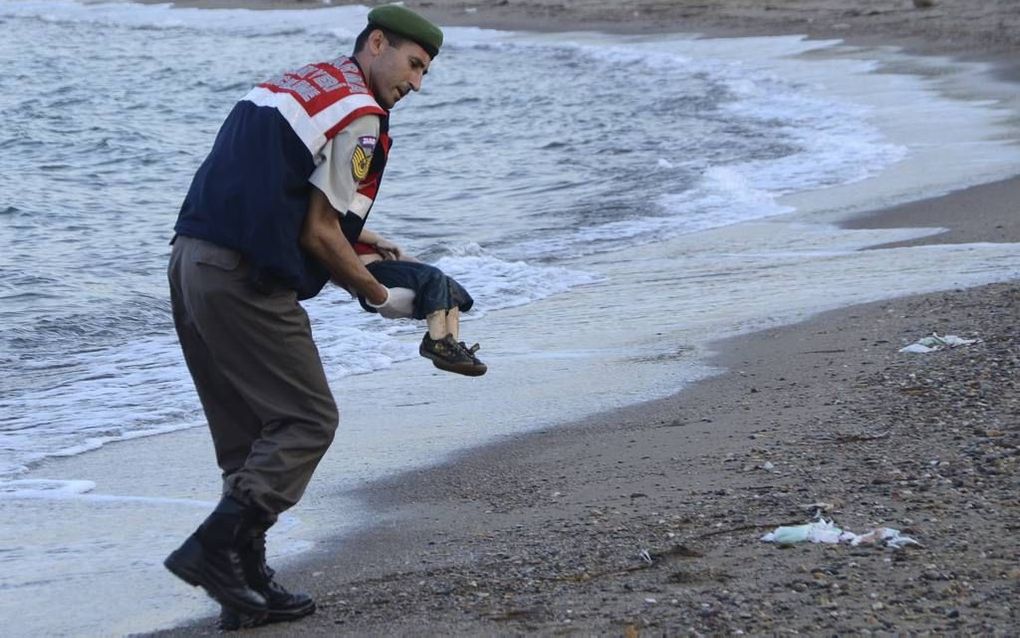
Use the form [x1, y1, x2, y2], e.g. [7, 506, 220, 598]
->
[242, 86, 381, 156]
[348, 193, 374, 218]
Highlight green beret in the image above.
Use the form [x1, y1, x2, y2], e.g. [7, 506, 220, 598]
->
[368, 5, 444, 59]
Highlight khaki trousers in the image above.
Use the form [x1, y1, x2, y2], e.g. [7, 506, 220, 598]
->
[168, 236, 338, 514]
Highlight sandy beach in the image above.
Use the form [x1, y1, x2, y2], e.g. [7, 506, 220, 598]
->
[139, 1, 1019, 635]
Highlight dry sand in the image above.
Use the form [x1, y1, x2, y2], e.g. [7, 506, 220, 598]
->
[141, 1, 1020, 635]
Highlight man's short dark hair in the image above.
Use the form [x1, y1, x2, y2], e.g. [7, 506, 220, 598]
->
[353, 25, 408, 54]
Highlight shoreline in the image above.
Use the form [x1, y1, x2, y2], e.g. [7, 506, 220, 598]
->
[844, 175, 1020, 250]
[132, 1, 1020, 635]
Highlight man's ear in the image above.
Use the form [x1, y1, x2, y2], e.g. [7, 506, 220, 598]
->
[368, 29, 387, 56]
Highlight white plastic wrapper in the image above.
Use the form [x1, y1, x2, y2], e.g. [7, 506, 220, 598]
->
[900, 333, 978, 354]
[761, 518, 919, 549]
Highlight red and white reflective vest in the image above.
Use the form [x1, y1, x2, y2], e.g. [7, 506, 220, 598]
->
[175, 56, 391, 299]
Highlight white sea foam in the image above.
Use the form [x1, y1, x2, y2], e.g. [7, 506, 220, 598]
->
[0, 246, 596, 479]
[718, 75, 907, 193]
[516, 167, 794, 259]
[0, 331, 204, 479]
[462, 37, 907, 260]
[0, 478, 216, 507]
[435, 245, 604, 312]
[0, 478, 96, 496]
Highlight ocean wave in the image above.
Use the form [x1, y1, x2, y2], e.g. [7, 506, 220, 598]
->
[0, 243, 600, 479]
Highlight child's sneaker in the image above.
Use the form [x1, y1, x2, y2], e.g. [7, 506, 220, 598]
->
[419, 334, 487, 376]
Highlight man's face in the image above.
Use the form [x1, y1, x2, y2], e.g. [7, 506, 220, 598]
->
[368, 34, 431, 110]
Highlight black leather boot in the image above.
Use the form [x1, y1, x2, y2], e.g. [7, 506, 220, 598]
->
[164, 495, 268, 620]
[218, 512, 316, 631]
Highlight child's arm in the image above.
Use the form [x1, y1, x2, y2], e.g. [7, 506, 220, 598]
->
[357, 228, 419, 262]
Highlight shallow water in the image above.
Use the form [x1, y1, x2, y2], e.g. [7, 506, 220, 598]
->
[0, 2, 918, 481]
[1, 1, 1019, 636]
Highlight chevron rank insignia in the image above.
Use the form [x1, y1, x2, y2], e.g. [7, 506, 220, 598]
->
[351, 136, 376, 182]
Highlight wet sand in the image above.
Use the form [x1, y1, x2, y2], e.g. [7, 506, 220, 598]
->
[140, 1, 1020, 635]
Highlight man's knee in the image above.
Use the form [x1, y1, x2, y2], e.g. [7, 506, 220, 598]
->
[322, 401, 339, 444]
[313, 397, 340, 447]
[302, 379, 337, 426]
[267, 395, 338, 452]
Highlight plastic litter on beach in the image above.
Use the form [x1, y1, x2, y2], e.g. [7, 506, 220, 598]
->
[899, 332, 978, 354]
[761, 518, 919, 549]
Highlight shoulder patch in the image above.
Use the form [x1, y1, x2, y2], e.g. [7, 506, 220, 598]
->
[351, 136, 376, 182]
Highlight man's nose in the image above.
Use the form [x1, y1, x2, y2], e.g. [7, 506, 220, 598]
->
[409, 70, 423, 92]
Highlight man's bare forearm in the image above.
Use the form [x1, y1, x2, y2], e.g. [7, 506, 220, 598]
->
[300, 188, 387, 305]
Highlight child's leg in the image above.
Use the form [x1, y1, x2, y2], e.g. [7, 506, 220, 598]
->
[365, 261, 485, 375]
[447, 307, 460, 341]
[425, 307, 461, 341]
[426, 310, 449, 340]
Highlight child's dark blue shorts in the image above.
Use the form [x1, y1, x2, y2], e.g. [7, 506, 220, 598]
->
[359, 260, 473, 319]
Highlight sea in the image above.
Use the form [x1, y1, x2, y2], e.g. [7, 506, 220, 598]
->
[1, 1, 1019, 635]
